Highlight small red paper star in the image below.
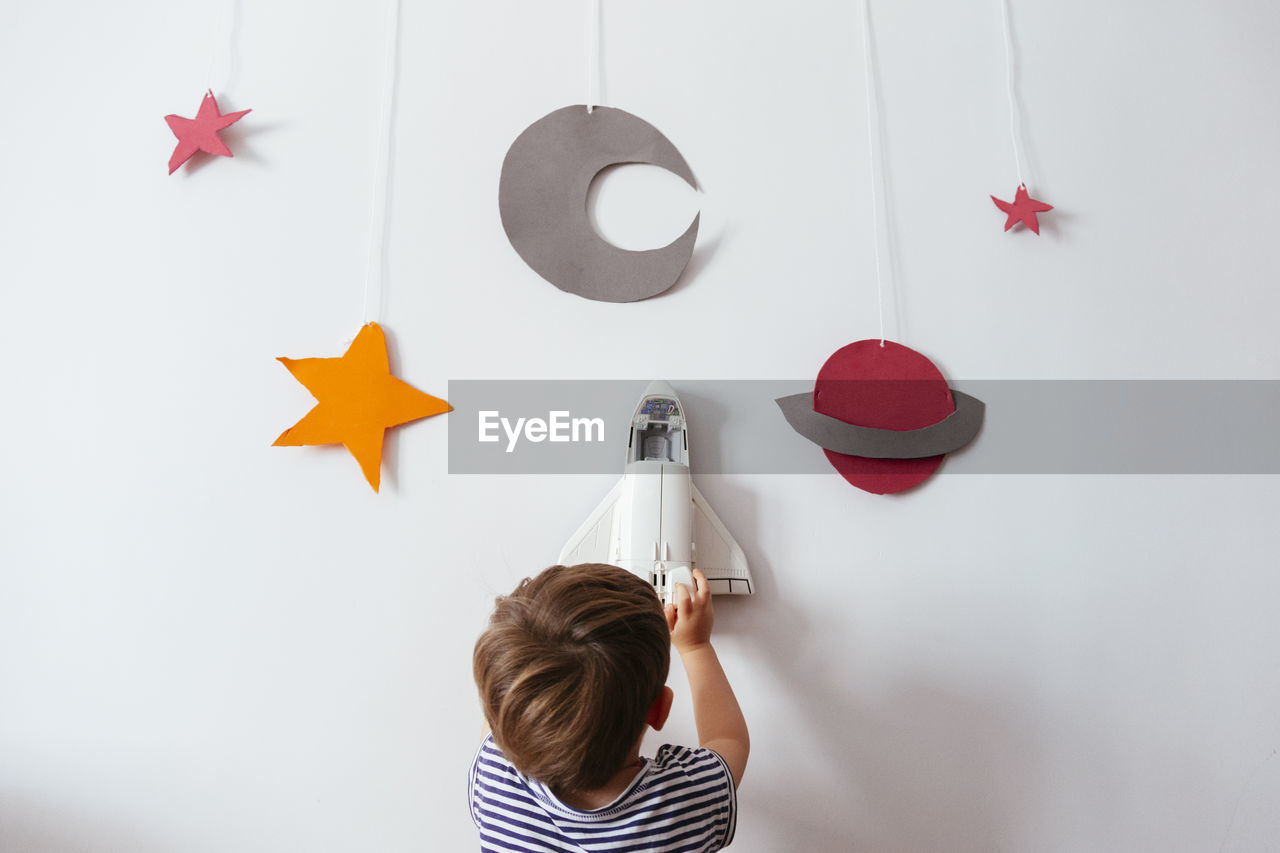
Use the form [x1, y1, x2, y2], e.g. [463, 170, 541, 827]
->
[991, 184, 1053, 234]
[164, 90, 251, 174]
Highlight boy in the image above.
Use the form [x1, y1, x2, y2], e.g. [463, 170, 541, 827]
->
[470, 563, 748, 851]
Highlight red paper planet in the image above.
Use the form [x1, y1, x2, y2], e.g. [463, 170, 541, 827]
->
[814, 340, 958, 494]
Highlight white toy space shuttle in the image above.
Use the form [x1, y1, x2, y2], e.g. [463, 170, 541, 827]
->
[559, 382, 755, 604]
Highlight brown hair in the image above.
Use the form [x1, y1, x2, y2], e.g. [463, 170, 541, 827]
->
[473, 563, 670, 795]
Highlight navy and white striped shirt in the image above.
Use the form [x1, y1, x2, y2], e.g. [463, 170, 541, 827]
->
[469, 735, 737, 852]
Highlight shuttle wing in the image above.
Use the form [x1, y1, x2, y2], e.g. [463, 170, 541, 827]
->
[691, 484, 754, 595]
[558, 479, 624, 566]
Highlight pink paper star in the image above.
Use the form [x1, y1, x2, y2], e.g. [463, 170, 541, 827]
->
[164, 90, 251, 175]
[991, 184, 1053, 234]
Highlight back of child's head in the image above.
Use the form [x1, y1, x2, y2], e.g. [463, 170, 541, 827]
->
[473, 563, 670, 795]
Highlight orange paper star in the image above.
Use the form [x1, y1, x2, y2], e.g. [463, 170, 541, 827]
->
[274, 323, 451, 491]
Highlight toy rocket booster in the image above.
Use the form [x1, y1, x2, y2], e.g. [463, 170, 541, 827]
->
[559, 381, 755, 604]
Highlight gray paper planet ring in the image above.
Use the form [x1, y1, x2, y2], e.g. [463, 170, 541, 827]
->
[774, 390, 985, 459]
[498, 105, 700, 303]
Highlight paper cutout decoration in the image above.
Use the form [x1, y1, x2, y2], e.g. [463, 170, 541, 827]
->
[498, 105, 699, 303]
[991, 184, 1053, 234]
[273, 323, 451, 492]
[775, 340, 984, 494]
[776, 389, 984, 459]
[164, 90, 251, 174]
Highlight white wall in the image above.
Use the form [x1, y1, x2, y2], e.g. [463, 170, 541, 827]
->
[3, 1, 1279, 850]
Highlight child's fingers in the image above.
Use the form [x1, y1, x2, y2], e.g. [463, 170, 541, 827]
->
[673, 581, 693, 613]
[691, 568, 709, 599]
[664, 602, 677, 631]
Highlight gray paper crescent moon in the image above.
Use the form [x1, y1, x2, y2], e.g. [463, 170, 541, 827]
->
[498, 105, 700, 303]
[775, 390, 986, 458]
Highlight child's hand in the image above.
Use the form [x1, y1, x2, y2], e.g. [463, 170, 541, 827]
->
[665, 568, 714, 654]
[665, 568, 749, 788]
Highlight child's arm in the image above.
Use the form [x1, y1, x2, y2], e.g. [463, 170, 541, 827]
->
[665, 568, 749, 788]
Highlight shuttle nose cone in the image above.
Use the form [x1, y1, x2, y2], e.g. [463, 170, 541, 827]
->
[642, 380, 678, 399]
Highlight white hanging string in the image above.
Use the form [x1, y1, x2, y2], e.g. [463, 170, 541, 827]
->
[999, 0, 1026, 188]
[204, 0, 234, 94]
[861, 0, 887, 347]
[361, 0, 404, 328]
[586, 0, 601, 112]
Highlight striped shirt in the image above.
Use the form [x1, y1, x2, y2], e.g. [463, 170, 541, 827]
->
[469, 735, 737, 852]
